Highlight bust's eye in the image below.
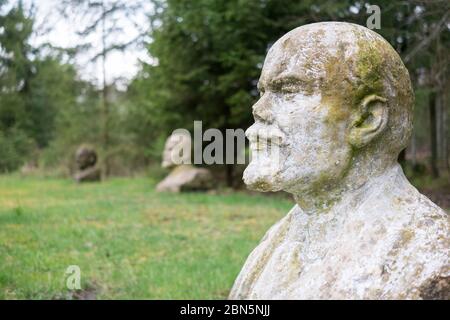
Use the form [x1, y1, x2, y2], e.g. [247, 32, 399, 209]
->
[279, 83, 298, 94]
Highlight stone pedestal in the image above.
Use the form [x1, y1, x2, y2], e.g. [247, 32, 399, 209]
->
[156, 164, 213, 192]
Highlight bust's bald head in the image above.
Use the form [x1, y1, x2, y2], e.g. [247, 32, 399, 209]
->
[260, 22, 413, 156]
[245, 22, 414, 194]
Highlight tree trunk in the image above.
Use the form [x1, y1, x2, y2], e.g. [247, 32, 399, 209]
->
[398, 149, 406, 164]
[429, 91, 439, 178]
[102, 84, 109, 176]
[101, 0, 110, 177]
[436, 91, 443, 171]
[410, 132, 417, 165]
[226, 164, 234, 188]
[443, 86, 449, 172]
[437, 88, 449, 174]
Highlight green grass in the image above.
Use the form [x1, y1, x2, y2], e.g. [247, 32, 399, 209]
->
[0, 174, 293, 299]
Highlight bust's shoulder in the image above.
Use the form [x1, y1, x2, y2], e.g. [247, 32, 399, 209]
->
[376, 184, 449, 298]
[228, 205, 300, 299]
[394, 183, 449, 230]
[381, 181, 448, 258]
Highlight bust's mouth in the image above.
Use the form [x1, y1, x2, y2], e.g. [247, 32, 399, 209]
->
[248, 135, 285, 152]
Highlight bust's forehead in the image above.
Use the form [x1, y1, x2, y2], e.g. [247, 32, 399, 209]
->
[259, 22, 380, 88]
[166, 133, 191, 149]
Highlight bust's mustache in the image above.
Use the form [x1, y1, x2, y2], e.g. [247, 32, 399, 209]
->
[246, 125, 287, 151]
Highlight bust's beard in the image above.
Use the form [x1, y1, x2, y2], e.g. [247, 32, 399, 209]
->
[243, 156, 284, 192]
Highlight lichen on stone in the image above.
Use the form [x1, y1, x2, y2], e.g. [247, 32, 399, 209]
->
[231, 22, 449, 300]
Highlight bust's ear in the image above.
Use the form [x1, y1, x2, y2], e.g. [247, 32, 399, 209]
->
[348, 95, 388, 148]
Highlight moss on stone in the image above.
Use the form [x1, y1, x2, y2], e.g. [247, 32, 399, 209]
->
[353, 38, 385, 106]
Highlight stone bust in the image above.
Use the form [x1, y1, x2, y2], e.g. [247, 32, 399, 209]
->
[229, 22, 449, 299]
[156, 131, 214, 192]
[161, 131, 192, 169]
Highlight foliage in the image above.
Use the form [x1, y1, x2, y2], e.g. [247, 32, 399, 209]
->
[40, 81, 100, 172]
[1, 0, 448, 179]
[0, 3, 85, 171]
[128, 0, 449, 181]
[0, 128, 35, 172]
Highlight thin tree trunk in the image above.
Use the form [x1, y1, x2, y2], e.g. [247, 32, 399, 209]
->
[411, 132, 417, 165]
[434, 35, 449, 174]
[429, 91, 439, 178]
[226, 164, 234, 188]
[398, 149, 406, 164]
[101, 0, 110, 177]
[436, 91, 443, 171]
[443, 86, 449, 172]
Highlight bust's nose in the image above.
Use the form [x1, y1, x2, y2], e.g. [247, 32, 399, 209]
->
[252, 94, 273, 123]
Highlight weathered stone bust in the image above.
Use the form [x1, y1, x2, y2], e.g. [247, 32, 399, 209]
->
[74, 145, 101, 182]
[230, 22, 449, 300]
[161, 132, 192, 170]
[156, 132, 214, 192]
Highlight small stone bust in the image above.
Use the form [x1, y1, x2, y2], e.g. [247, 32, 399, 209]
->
[230, 22, 449, 300]
[74, 145, 101, 182]
[156, 132, 213, 192]
[161, 131, 192, 169]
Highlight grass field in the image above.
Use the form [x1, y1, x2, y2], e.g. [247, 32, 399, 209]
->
[0, 174, 293, 299]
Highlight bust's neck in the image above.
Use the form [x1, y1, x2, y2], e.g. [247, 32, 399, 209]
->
[293, 161, 403, 216]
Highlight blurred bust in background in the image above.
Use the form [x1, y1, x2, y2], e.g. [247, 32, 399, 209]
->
[156, 131, 214, 193]
[74, 145, 101, 183]
[161, 131, 192, 169]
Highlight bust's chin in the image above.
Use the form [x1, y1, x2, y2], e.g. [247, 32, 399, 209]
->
[161, 160, 172, 169]
[243, 163, 283, 192]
